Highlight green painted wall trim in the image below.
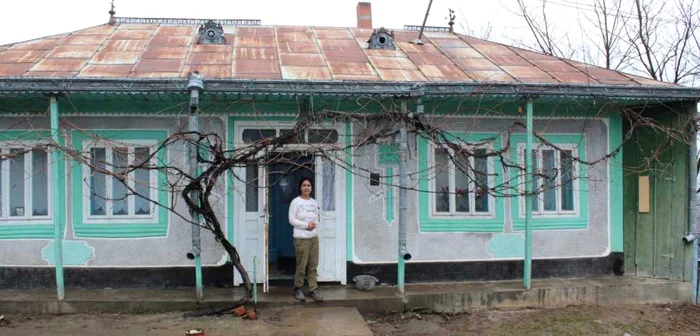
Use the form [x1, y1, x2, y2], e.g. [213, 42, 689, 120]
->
[487, 234, 525, 258]
[42, 240, 94, 265]
[0, 130, 66, 239]
[609, 115, 624, 252]
[417, 132, 505, 232]
[71, 129, 169, 238]
[385, 167, 396, 225]
[509, 133, 590, 230]
[346, 122, 354, 261]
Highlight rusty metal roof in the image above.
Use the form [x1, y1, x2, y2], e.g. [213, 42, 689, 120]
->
[0, 23, 679, 87]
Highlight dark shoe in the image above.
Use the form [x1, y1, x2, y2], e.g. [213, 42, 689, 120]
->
[309, 290, 324, 302]
[294, 287, 306, 301]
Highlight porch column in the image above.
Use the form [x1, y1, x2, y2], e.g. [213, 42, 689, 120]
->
[524, 99, 534, 290]
[49, 95, 65, 300]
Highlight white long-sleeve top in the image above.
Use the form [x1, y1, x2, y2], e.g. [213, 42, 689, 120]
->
[288, 196, 318, 239]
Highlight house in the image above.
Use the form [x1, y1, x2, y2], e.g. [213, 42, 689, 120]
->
[0, 3, 698, 297]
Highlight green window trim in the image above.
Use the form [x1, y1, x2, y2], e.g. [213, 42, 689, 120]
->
[71, 130, 169, 238]
[509, 133, 590, 230]
[0, 130, 66, 239]
[418, 132, 505, 232]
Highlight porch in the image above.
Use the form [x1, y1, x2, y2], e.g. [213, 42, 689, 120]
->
[0, 276, 689, 314]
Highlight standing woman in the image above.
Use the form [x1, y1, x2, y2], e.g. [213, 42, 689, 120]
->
[288, 177, 323, 302]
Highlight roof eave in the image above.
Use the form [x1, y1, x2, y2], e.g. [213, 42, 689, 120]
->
[0, 77, 698, 102]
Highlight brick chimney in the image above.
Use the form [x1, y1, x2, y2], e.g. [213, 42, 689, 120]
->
[357, 2, 372, 29]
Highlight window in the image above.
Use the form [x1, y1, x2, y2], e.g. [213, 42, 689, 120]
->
[242, 128, 339, 144]
[431, 145, 493, 217]
[519, 144, 578, 216]
[0, 145, 51, 221]
[85, 143, 157, 221]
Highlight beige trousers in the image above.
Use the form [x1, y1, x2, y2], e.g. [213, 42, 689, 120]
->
[294, 236, 319, 291]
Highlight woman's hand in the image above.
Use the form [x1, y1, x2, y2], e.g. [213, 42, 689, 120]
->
[307, 221, 317, 230]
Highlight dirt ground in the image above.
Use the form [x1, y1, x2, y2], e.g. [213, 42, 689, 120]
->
[363, 303, 700, 336]
[2, 304, 700, 335]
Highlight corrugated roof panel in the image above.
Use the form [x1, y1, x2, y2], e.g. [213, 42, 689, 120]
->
[364, 49, 407, 57]
[281, 65, 332, 80]
[376, 68, 427, 81]
[154, 26, 195, 36]
[396, 42, 439, 54]
[275, 26, 311, 33]
[73, 25, 116, 35]
[435, 47, 483, 59]
[549, 71, 598, 84]
[0, 50, 48, 63]
[232, 59, 281, 74]
[79, 64, 134, 77]
[368, 56, 417, 70]
[0, 63, 33, 76]
[23, 71, 77, 77]
[186, 52, 232, 65]
[313, 28, 354, 40]
[142, 47, 188, 59]
[332, 74, 380, 81]
[115, 24, 158, 30]
[8, 38, 62, 51]
[327, 61, 377, 76]
[279, 53, 325, 67]
[234, 47, 278, 60]
[182, 65, 232, 78]
[405, 52, 453, 65]
[132, 59, 184, 72]
[487, 55, 532, 66]
[419, 64, 475, 81]
[231, 72, 282, 79]
[30, 58, 87, 72]
[237, 27, 275, 37]
[278, 42, 320, 53]
[501, 65, 555, 79]
[317, 39, 359, 50]
[62, 34, 109, 45]
[129, 71, 182, 78]
[324, 49, 368, 63]
[191, 44, 232, 52]
[235, 36, 276, 48]
[452, 58, 501, 71]
[46, 45, 100, 58]
[90, 51, 142, 65]
[102, 40, 149, 52]
[150, 35, 193, 47]
[467, 70, 517, 82]
[430, 38, 470, 49]
[471, 43, 515, 56]
[111, 30, 153, 40]
[277, 32, 315, 43]
[530, 59, 580, 73]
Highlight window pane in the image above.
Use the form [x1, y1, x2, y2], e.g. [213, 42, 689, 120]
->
[322, 158, 335, 211]
[454, 151, 470, 213]
[242, 129, 276, 144]
[90, 148, 106, 216]
[560, 150, 574, 211]
[308, 129, 339, 144]
[245, 164, 258, 212]
[31, 149, 49, 216]
[133, 147, 151, 215]
[542, 149, 556, 211]
[9, 149, 25, 217]
[111, 147, 129, 216]
[474, 149, 489, 213]
[434, 148, 450, 212]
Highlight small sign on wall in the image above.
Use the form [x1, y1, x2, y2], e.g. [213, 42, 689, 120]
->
[638, 175, 650, 213]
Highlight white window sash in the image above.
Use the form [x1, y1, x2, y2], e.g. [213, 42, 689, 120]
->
[0, 142, 53, 224]
[83, 140, 158, 224]
[519, 144, 579, 217]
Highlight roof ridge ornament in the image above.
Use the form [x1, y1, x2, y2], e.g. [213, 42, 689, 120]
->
[197, 20, 226, 45]
[108, 0, 116, 25]
[367, 27, 396, 50]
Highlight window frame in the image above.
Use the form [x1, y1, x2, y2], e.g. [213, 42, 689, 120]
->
[0, 141, 53, 224]
[82, 140, 159, 224]
[428, 143, 496, 219]
[517, 143, 580, 218]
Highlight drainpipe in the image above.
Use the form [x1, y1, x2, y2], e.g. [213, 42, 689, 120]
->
[686, 103, 698, 303]
[49, 95, 65, 300]
[524, 99, 534, 290]
[187, 72, 204, 300]
[397, 98, 416, 295]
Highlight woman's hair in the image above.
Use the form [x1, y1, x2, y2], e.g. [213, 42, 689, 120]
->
[298, 177, 313, 194]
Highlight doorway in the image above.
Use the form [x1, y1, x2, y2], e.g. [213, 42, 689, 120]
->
[267, 154, 315, 280]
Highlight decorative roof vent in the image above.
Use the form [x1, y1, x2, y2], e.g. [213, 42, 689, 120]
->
[367, 27, 396, 50]
[197, 20, 226, 45]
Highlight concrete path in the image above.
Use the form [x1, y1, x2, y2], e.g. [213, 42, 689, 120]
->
[3, 307, 373, 336]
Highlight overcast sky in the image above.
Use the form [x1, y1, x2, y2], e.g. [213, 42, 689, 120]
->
[0, 0, 531, 45]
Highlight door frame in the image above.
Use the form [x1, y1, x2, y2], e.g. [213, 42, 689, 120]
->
[231, 120, 348, 287]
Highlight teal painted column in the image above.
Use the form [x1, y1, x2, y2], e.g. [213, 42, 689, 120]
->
[50, 95, 65, 300]
[609, 114, 624, 252]
[524, 99, 534, 290]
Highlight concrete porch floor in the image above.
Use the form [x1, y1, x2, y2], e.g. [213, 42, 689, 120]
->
[0, 276, 690, 314]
